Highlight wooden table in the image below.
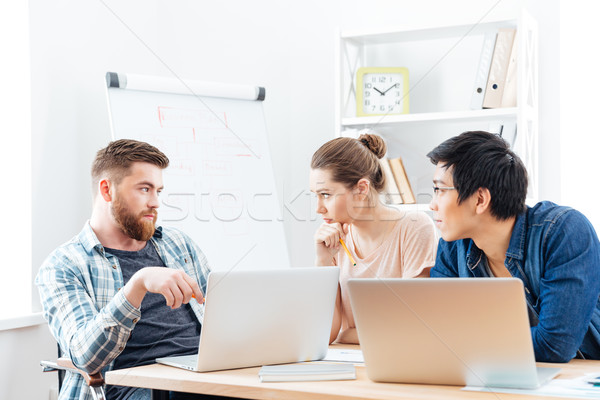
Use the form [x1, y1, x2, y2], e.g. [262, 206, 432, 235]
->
[106, 345, 600, 400]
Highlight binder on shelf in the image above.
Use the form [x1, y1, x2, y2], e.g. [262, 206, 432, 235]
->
[388, 157, 416, 204]
[500, 34, 518, 108]
[380, 158, 403, 204]
[483, 28, 516, 109]
[470, 33, 497, 110]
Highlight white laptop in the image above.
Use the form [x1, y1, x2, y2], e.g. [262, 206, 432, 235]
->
[156, 267, 339, 372]
[347, 278, 561, 389]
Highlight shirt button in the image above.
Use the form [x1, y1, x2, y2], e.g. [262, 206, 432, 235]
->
[112, 264, 117, 269]
[119, 346, 124, 351]
[132, 318, 139, 323]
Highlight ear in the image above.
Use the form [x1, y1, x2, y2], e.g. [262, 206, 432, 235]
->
[354, 178, 371, 195]
[474, 187, 492, 215]
[98, 178, 113, 203]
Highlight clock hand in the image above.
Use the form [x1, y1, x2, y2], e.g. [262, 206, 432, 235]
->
[382, 84, 397, 95]
[373, 87, 385, 95]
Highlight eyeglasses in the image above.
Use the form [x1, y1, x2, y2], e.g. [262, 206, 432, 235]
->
[432, 186, 456, 197]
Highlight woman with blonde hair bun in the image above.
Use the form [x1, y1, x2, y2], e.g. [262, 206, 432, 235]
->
[310, 133, 437, 344]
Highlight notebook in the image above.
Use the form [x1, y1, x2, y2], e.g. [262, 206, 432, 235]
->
[258, 363, 356, 382]
[347, 278, 561, 389]
[156, 267, 339, 372]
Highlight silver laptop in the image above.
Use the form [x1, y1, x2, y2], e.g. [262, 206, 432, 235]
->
[347, 278, 561, 389]
[157, 267, 339, 372]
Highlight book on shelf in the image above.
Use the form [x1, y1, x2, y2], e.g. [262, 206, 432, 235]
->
[501, 122, 518, 147]
[388, 157, 416, 204]
[380, 158, 403, 204]
[258, 363, 356, 382]
[487, 122, 504, 135]
[483, 28, 517, 109]
[470, 32, 497, 110]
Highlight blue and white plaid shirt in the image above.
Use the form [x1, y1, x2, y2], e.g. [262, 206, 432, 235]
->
[35, 222, 211, 400]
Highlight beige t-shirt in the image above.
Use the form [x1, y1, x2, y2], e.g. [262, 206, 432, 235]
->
[336, 211, 437, 341]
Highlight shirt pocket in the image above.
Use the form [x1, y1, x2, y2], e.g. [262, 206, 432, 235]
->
[172, 251, 195, 273]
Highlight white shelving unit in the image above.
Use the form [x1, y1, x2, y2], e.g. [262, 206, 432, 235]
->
[335, 12, 538, 209]
[342, 107, 518, 127]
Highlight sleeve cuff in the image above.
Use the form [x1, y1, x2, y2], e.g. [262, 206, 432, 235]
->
[101, 289, 142, 330]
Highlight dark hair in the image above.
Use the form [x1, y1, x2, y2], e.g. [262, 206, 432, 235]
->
[311, 133, 387, 192]
[91, 139, 170, 190]
[427, 131, 527, 220]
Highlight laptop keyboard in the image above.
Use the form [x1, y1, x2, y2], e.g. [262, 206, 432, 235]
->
[176, 354, 198, 367]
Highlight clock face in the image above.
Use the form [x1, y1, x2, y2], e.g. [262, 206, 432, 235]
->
[362, 73, 405, 115]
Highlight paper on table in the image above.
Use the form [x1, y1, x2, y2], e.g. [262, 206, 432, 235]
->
[323, 349, 364, 364]
[463, 372, 600, 399]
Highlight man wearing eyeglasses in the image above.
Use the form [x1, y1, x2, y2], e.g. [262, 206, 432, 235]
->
[427, 131, 600, 363]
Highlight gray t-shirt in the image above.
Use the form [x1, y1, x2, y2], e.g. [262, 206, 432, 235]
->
[104, 242, 201, 400]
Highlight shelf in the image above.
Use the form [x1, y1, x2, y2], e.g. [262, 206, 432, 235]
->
[342, 20, 517, 45]
[336, 10, 538, 201]
[342, 108, 518, 127]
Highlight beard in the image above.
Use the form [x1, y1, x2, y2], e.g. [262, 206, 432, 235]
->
[111, 195, 157, 241]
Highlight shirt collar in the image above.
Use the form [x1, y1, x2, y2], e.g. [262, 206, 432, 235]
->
[78, 221, 104, 254]
[505, 208, 529, 260]
[465, 240, 484, 271]
[465, 207, 529, 269]
[78, 221, 163, 255]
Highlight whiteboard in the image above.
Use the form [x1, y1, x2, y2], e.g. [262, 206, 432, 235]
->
[105, 72, 289, 271]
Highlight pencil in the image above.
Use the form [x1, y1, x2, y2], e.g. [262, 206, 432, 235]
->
[191, 294, 206, 304]
[339, 238, 357, 266]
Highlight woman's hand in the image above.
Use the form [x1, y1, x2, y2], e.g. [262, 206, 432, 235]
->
[314, 222, 348, 266]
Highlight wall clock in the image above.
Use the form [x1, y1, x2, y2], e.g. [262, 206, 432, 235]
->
[356, 67, 409, 117]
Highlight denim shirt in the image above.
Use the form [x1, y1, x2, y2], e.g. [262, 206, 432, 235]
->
[431, 201, 600, 363]
[36, 222, 211, 400]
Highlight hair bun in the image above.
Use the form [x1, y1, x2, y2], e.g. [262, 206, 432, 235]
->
[358, 133, 387, 159]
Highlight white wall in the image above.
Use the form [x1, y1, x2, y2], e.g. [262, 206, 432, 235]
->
[10, 1, 575, 399]
[0, 323, 57, 400]
[560, 0, 600, 232]
[1, 0, 32, 318]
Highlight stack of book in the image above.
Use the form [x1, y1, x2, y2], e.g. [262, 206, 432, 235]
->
[380, 157, 415, 205]
[470, 28, 518, 109]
